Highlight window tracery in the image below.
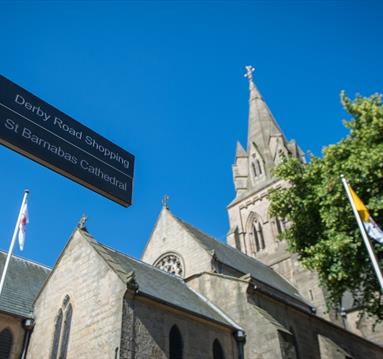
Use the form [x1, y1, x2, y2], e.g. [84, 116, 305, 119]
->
[154, 253, 184, 277]
[246, 213, 266, 255]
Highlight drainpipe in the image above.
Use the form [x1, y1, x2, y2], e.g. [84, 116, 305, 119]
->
[234, 330, 246, 359]
[20, 318, 34, 359]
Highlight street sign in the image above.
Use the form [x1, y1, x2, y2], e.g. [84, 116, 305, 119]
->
[0, 75, 135, 207]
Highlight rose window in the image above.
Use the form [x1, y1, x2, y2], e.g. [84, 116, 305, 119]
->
[155, 254, 184, 277]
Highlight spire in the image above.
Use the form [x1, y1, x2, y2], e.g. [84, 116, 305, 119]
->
[244, 66, 286, 182]
[245, 66, 283, 147]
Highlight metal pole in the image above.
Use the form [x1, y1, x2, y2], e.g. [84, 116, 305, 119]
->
[341, 175, 383, 291]
[0, 189, 29, 297]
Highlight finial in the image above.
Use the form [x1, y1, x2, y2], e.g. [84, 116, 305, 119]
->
[162, 195, 170, 209]
[244, 65, 255, 82]
[78, 214, 88, 229]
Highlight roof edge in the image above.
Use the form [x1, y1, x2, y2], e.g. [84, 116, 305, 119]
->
[136, 289, 238, 331]
[32, 226, 90, 307]
[0, 250, 51, 271]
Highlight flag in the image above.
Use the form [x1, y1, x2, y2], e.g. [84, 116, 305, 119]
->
[349, 185, 383, 244]
[18, 202, 29, 250]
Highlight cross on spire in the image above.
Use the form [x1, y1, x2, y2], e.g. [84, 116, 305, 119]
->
[244, 65, 255, 81]
[162, 195, 170, 209]
[78, 214, 88, 229]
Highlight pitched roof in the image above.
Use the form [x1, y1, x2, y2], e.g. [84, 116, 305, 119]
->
[172, 216, 305, 302]
[87, 235, 239, 330]
[0, 252, 50, 318]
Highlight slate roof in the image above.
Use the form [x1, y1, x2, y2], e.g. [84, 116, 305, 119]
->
[0, 251, 50, 318]
[88, 237, 237, 329]
[173, 216, 305, 302]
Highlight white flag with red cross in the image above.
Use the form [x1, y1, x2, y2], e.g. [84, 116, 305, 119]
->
[18, 202, 29, 251]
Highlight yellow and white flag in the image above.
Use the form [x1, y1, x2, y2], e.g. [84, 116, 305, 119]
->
[349, 185, 383, 244]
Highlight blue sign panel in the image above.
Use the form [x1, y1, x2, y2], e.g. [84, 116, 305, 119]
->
[0, 75, 134, 207]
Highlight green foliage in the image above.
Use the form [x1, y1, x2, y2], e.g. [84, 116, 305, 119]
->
[269, 92, 383, 319]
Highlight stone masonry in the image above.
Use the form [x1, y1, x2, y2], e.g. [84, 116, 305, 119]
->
[27, 230, 126, 358]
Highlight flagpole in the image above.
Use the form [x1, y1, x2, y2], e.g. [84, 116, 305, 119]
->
[0, 189, 29, 297]
[341, 175, 383, 291]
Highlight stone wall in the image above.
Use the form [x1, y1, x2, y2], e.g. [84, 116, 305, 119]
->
[187, 272, 284, 358]
[120, 293, 237, 359]
[187, 272, 383, 359]
[27, 230, 126, 359]
[0, 313, 24, 359]
[250, 287, 383, 359]
[227, 181, 328, 318]
[345, 310, 383, 346]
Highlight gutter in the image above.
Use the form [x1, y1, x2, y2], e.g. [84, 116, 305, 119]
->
[20, 318, 34, 359]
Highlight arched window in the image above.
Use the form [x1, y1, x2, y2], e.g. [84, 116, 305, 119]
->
[246, 213, 266, 255]
[252, 222, 265, 252]
[60, 303, 73, 358]
[252, 222, 260, 252]
[251, 157, 263, 179]
[213, 339, 225, 359]
[256, 159, 262, 175]
[169, 325, 183, 359]
[273, 217, 286, 237]
[50, 295, 73, 359]
[0, 328, 13, 359]
[234, 227, 241, 251]
[51, 309, 63, 358]
[251, 162, 258, 178]
[250, 143, 264, 184]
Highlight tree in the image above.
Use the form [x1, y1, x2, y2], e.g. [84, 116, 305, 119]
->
[269, 92, 383, 319]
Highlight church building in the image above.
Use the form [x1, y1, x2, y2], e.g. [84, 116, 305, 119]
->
[1, 69, 383, 358]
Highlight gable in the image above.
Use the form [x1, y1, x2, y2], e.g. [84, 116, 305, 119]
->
[28, 229, 125, 359]
[141, 208, 213, 277]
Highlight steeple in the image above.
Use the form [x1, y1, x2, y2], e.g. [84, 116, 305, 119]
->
[244, 66, 289, 188]
[231, 67, 305, 197]
[245, 66, 283, 142]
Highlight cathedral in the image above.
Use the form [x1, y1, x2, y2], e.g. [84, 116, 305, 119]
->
[1, 69, 383, 358]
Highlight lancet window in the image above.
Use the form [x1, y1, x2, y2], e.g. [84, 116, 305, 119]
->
[247, 213, 266, 255]
[169, 325, 183, 359]
[50, 295, 73, 359]
[250, 143, 264, 184]
[0, 328, 13, 359]
[213, 339, 225, 359]
[252, 221, 265, 252]
[272, 216, 287, 238]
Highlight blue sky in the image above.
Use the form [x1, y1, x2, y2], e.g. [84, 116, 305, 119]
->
[0, 0, 382, 267]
